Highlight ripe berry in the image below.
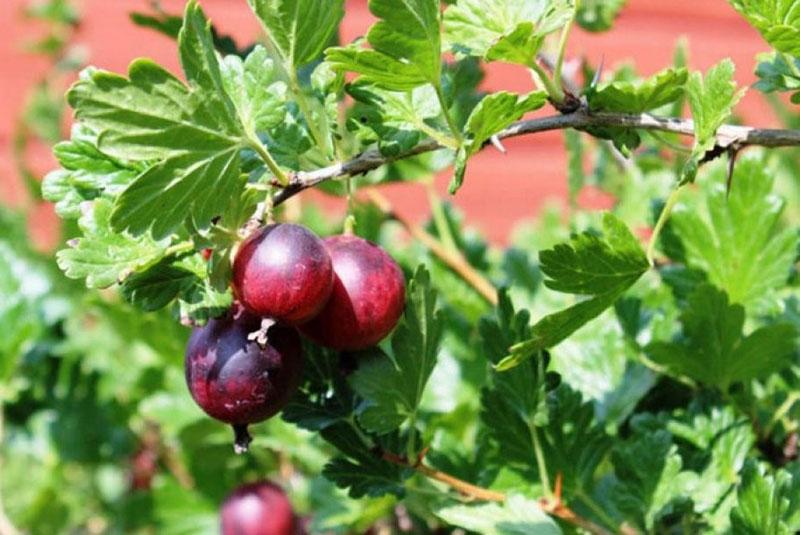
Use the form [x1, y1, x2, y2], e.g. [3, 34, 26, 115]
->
[232, 223, 333, 325]
[300, 235, 405, 351]
[221, 481, 299, 535]
[185, 310, 303, 453]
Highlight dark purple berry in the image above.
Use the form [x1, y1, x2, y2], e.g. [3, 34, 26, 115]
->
[185, 310, 303, 452]
[220, 481, 299, 535]
[232, 223, 333, 325]
[300, 235, 405, 351]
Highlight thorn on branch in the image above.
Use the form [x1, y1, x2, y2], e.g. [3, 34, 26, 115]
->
[490, 135, 507, 154]
[725, 145, 741, 197]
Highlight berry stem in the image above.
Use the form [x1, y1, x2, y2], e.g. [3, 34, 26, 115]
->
[232, 424, 253, 454]
[344, 176, 356, 236]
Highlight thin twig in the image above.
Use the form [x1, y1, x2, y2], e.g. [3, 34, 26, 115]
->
[272, 109, 800, 207]
[383, 451, 616, 535]
[365, 190, 498, 306]
[382, 450, 505, 502]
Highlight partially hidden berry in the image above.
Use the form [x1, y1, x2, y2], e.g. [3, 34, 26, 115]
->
[232, 223, 333, 325]
[221, 481, 300, 535]
[300, 235, 405, 351]
[185, 309, 303, 453]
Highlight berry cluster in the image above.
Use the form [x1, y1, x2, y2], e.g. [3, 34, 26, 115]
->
[184, 224, 405, 453]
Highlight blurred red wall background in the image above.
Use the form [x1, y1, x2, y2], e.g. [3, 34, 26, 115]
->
[0, 0, 778, 246]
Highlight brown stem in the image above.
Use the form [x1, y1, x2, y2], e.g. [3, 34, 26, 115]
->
[365, 190, 498, 306]
[381, 451, 506, 502]
[383, 451, 620, 535]
[271, 109, 800, 208]
[159, 444, 195, 490]
[539, 498, 618, 535]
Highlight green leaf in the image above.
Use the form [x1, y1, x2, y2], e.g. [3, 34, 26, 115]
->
[585, 67, 687, 151]
[326, 0, 441, 90]
[347, 83, 441, 157]
[728, 0, 800, 56]
[576, 0, 627, 32]
[247, 0, 344, 67]
[670, 157, 799, 311]
[588, 67, 688, 113]
[282, 342, 355, 431]
[444, 0, 573, 65]
[56, 199, 168, 289]
[540, 385, 613, 496]
[220, 45, 287, 134]
[646, 284, 798, 389]
[349, 265, 442, 434]
[121, 256, 203, 311]
[754, 52, 800, 103]
[321, 424, 406, 499]
[436, 494, 562, 535]
[609, 427, 698, 530]
[478, 291, 545, 458]
[730, 460, 800, 534]
[552, 308, 655, 429]
[500, 213, 649, 370]
[682, 59, 745, 183]
[67, 3, 249, 238]
[450, 91, 547, 192]
[42, 125, 138, 219]
[667, 406, 755, 514]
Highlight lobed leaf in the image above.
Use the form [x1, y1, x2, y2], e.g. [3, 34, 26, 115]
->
[728, 0, 800, 56]
[670, 157, 799, 311]
[56, 199, 169, 289]
[247, 0, 344, 67]
[646, 284, 798, 390]
[450, 91, 547, 192]
[436, 495, 562, 535]
[444, 0, 573, 65]
[499, 213, 649, 370]
[682, 59, 745, 183]
[326, 0, 441, 90]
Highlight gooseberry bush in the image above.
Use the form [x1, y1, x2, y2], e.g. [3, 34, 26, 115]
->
[3, 0, 800, 533]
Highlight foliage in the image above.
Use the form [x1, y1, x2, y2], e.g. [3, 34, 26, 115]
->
[3, 0, 800, 533]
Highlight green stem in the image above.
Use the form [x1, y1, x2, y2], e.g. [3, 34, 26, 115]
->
[529, 61, 565, 104]
[164, 241, 196, 257]
[289, 71, 331, 158]
[764, 391, 800, 438]
[406, 416, 418, 464]
[416, 121, 460, 150]
[574, 489, 619, 532]
[553, 0, 579, 92]
[427, 180, 459, 253]
[647, 185, 684, 266]
[433, 83, 464, 145]
[531, 424, 552, 498]
[344, 177, 356, 235]
[348, 418, 374, 449]
[247, 136, 289, 186]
